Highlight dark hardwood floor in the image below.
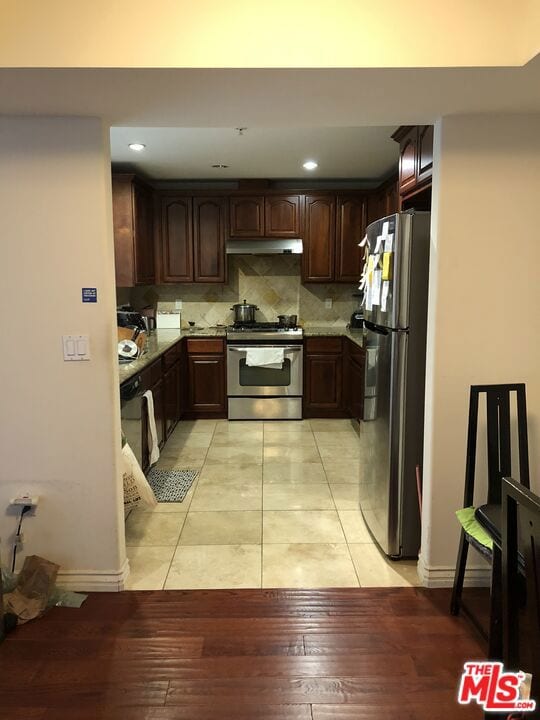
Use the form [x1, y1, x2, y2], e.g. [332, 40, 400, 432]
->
[0, 588, 484, 719]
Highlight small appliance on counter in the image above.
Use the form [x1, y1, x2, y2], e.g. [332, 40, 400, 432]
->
[349, 293, 364, 329]
[140, 306, 156, 333]
[117, 309, 147, 333]
[156, 310, 181, 329]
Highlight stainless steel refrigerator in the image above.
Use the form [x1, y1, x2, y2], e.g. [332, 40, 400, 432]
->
[359, 211, 431, 558]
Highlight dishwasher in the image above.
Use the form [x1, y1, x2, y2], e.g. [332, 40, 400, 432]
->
[120, 375, 145, 469]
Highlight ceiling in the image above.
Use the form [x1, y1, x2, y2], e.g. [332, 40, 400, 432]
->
[110, 126, 399, 180]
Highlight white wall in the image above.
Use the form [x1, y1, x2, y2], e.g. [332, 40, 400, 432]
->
[0, 0, 534, 69]
[420, 114, 540, 586]
[0, 116, 126, 590]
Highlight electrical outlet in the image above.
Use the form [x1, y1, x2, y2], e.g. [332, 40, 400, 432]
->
[175, 299, 182, 310]
[10, 496, 39, 507]
[325, 298, 333, 309]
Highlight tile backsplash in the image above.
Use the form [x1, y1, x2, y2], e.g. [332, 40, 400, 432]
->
[122, 256, 358, 328]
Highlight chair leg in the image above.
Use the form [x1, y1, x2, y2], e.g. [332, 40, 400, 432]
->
[489, 545, 503, 660]
[451, 530, 469, 615]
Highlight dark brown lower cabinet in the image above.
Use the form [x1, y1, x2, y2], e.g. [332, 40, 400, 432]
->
[163, 364, 180, 438]
[303, 336, 366, 419]
[185, 338, 227, 418]
[303, 337, 345, 418]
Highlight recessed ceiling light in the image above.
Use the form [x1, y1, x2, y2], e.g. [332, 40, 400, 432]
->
[211, 163, 229, 169]
[128, 143, 146, 152]
[303, 160, 318, 171]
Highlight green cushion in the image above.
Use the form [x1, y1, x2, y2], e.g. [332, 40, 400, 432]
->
[456, 506, 494, 551]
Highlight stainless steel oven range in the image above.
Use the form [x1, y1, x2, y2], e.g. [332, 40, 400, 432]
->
[226, 322, 303, 420]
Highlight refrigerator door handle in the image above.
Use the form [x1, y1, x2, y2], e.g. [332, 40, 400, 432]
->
[365, 321, 409, 335]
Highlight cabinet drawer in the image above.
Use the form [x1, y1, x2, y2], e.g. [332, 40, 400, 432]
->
[186, 338, 224, 354]
[163, 341, 181, 369]
[305, 337, 342, 354]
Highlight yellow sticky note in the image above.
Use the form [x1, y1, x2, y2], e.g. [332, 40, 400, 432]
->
[382, 252, 393, 281]
[367, 255, 375, 282]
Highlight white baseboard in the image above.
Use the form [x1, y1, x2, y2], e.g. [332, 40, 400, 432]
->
[56, 557, 130, 592]
[417, 554, 491, 588]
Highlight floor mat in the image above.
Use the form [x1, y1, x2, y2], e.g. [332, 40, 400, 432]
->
[147, 468, 199, 502]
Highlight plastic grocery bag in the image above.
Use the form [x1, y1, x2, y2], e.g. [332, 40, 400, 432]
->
[122, 442, 158, 511]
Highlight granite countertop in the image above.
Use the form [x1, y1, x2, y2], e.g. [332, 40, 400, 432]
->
[303, 326, 365, 349]
[119, 325, 364, 385]
[118, 327, 226, 385]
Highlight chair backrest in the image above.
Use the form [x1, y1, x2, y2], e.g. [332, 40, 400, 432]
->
[502, 477, 540, 702]
[462, 384, 530, 507]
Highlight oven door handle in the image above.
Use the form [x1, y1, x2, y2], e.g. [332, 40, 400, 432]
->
[228, 346, 302, 352]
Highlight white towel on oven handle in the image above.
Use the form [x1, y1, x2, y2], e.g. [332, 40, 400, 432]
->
[143, 390, 160, 466]
[245, 347, 285, 368]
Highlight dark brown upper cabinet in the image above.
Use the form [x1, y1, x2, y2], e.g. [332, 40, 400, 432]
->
[158, 194, 227, 284]
[264, 195, 302, 237]
[302, 195, 336, 283]
[193, 197, 227, 283]
[392, 125, 434, 198]
[112, 173, 155, 287]
[335, 195, 367, 283]
[367, 176, 399, 226]
[229, 196, 264, 237]
[159, 195, 193, 283]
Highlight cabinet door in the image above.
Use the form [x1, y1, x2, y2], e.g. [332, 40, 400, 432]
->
[229, 196, 264, 237]
[163, 363, 179, 438]
[398, 128, 418, 196]
[151, 378, 166, 449]
[133, 183, 155, 285]
[304, 354, 343, 413]
[193, 196, 227, 283]
[417, 125, 434, 185]
[264, 195, 301, 237]
[384, 179, 400, 216]
[302, 195, 336, 283]
[187, 354, 226, 415]
[160, 195, 193, 282]
[335, 195, 366, 283]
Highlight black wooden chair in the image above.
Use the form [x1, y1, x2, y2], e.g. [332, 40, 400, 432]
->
[451, 384, 530, 659]
[502, 477, 540, 713]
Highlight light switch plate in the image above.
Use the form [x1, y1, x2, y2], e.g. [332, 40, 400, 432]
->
[175, 299, 182, 310]
[63, 334, 90, 361]
[325, 298, 333, 309]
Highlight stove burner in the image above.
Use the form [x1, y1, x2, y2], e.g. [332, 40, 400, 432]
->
[230, 321, 297, 332]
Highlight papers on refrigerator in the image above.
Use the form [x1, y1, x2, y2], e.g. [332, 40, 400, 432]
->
[381, 281, 390, 313]
[382, 221, 390, 237]
[384, 233, 394, 252]
[372, 270, 382, 306]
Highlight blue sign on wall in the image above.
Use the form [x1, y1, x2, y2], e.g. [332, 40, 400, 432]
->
[82, 288, 98, 303]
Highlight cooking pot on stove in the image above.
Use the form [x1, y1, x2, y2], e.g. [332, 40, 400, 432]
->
[277, 314, 298, 329]
[231, 299, 259, 324]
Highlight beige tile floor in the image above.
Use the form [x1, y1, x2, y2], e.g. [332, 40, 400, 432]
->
[125, 419, 420, 590]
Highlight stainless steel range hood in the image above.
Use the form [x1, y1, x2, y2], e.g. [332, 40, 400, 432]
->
[226, 239, 303, 255]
